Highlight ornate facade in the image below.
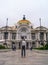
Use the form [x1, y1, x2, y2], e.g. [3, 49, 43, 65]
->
[0, 16, 48, 49]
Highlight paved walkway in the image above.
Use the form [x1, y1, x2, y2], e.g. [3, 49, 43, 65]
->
[0, 49, 48, 65]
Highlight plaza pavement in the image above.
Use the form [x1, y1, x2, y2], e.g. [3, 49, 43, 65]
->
[0, 49, 48, 65]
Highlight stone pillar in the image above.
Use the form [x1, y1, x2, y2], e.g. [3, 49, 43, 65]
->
[36, 33, 37, 40]
[2, 32, 4, 40]
[29, 32, 31, 40]
[28, 42, 30, 49]
[8, 32, 11, 40]
[36, 42, 39, 48]
[0, 32, 1, 40]
[44, 33, 46, 45]
[16, 33, 18, 40]
[29, 42, 32, 49]
[16, 42, 19, 49]
[44, 33, 46, 41]
[38, 32, 40, 41]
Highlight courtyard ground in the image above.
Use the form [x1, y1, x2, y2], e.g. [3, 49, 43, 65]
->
[0, 49, 48, 65]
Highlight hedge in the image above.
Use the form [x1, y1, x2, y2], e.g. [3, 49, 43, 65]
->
[0, 45, 6, 49]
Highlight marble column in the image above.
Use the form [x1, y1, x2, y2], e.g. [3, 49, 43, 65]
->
[29, 42, 32, 49]
[36, 42, 40, 48]
[2, 32, 4, 40]
[0, 32, 1, 40]
[44, 33, 46, 41]
[44, 33, 46, 45]
[16, 42, 19, 49]
[38, 32, 40, 41]
[8, 32, 11, 40]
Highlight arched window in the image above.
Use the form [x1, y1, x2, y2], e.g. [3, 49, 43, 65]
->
[21, 28, 27, 32]
[16, 26, 17, 28]
[4, 32, 8, 39]
[12, 33, 16, 39]
[31, 26, 33, 28]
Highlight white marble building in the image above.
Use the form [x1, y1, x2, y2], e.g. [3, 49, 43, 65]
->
[0, 16, 48, 49]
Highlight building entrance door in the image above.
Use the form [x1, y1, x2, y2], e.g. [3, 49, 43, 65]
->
[19, 42, 21, 49]
[26, 42, 29, 49]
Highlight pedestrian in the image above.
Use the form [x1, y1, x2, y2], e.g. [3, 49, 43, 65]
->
[12, 42, 16, 51]
[30, 46, 33, 50]
[21, 37, 26, 58]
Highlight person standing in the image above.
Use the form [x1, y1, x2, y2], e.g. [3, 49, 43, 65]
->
[21, 37, 26, 58]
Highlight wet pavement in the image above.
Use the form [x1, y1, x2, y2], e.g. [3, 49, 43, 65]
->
[0, 49, 48, 65]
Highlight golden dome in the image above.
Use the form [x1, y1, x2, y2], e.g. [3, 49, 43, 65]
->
[17, 15, 31, 25]
[18, 20, 31, 24]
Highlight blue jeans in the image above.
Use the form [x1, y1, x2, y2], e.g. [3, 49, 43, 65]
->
[21, 46, 26, 57]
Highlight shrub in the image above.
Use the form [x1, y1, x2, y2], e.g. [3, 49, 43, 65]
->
[0, 45, 6, 49]
[45, 43, 48, 50]
[34, 47, 45, 50]
[34, 43, 48, 50]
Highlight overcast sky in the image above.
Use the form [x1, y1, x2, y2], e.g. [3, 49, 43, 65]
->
[0, 0, 48, 28]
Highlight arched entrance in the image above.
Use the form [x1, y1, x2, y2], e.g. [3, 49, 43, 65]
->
[16, 26, 31, 49]
[17, 26, 30, 40]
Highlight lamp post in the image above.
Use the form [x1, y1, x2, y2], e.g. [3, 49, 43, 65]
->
[5, 18, 8, 47]
[39, 18, 41, 45]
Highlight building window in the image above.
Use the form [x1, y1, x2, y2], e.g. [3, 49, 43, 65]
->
[4, 32, 8, 39]
[25, 36, 27, 39]
[12, 33, 16, 39]
[21, 36, 27, 39]
[32, 42, 35, 48]
[16, 26, 17, 28]
[40, 32, 44, 40]
[31, 33, 35, 40]
[31, 26, 33, 29]
[21, 28, 26, 32]
[46, 33, 48, 41]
